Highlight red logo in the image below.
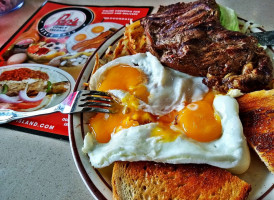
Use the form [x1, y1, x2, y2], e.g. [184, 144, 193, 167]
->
[44, 13, 79, 29]
[38, 7, 93, 37]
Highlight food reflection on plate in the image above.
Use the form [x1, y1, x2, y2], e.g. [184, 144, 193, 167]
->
[49, 51, 93, 80]
[0, 64, 75, 111]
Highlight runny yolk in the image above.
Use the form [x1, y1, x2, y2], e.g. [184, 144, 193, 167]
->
[97, 65, 149, 103]
[89, 109, 156, 143]
[151, 123, 181, 142]
[177, 92, 222, 142]
[89, 107, 181, 143]
[90, 69, 222, 144]
[89, 94, 179, 143]
[90, 64, 152, 143]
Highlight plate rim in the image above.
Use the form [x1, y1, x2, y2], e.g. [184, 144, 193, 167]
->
[69, 27, 125, 200]
[68, 22, 274, 200]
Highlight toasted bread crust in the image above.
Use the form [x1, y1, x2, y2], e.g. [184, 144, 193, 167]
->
[112, 161, 251, 200]
[237, 89, 274, 173]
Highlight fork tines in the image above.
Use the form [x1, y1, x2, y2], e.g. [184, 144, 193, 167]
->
[78, 90, 114, 113]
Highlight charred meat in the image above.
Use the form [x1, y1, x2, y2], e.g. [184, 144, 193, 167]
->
[142, 0, 273, 93]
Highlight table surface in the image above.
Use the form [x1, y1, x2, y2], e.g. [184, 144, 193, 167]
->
[0, 0, 273, 200]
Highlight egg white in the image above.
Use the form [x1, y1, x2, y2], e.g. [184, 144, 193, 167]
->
[84, 52, 250, 174]
[89, 52, 209, 115]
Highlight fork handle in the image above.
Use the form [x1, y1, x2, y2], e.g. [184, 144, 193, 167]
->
[0, 106, 59, 124]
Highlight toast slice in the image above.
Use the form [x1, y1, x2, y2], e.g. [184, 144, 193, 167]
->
[112, 161, 251, 200]
[237, 89, 274, 173]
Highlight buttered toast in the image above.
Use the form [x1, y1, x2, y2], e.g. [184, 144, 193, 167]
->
[112, 161, 251, 200]
[237, 89, 274, 173]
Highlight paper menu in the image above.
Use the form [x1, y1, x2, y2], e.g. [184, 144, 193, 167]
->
[0, 1, 152, 138]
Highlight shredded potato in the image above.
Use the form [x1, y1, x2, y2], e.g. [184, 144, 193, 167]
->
[112, 20, 146, 59]
[92, 53, 100, 75]
[92, 20, 147, 74]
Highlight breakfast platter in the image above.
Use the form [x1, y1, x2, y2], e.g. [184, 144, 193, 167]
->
[66, 22, 123, 54]
[69, 12, 274, 199]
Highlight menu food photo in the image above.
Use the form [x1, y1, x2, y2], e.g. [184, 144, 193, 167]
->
[0, 0, 273, 200]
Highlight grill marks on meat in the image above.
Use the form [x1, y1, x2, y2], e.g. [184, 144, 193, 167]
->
[142, 0, 273, 93]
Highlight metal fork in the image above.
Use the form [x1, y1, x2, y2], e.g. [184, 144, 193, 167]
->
[0, 90, 115, 124]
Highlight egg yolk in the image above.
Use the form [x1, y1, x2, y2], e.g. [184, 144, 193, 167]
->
[89, 108, 156, 143]
[92, 26, 105, 33]
[74, 34, 87, 41]
[177, 92, 222, 142]
[89, 94, 181, 143]
[97, 65, 149, 103]
[151, 123, 181, 142]
[90, 65, 154, 143]
[90, 67, 222, 144]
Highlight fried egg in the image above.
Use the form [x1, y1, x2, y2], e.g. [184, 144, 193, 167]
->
[83, 52, 250, 174]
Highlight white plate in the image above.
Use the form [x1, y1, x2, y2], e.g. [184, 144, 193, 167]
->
[0, 64, 75, 111]
[69, 25, 274, 200]
[66, 22, 123, 53]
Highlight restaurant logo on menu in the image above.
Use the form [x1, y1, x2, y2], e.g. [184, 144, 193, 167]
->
[38, 7, 93, 38]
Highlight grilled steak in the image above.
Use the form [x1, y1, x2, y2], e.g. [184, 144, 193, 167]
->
[142, 0, 273, 93]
